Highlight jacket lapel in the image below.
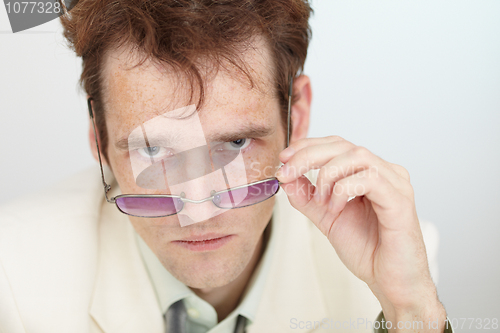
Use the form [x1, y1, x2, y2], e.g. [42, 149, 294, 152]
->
[89, 172, 164, 333]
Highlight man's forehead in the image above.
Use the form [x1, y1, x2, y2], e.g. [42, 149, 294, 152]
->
[101, 40, 280, 143]
[101, 37, 277, 118]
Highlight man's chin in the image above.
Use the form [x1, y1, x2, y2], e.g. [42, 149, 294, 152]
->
[161, 251, 250, 289]
[171, 262, 244, 289]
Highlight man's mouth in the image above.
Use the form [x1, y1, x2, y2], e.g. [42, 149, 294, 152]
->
[173, 234, 235, 251]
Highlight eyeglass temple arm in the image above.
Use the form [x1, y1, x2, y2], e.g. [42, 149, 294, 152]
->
[87, 98, 115, 203]
[287, 75, 293, 149]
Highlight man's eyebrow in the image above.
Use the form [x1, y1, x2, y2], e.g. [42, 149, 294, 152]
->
[114, 123, 275, 150]
[115, 132, 182, 151]
[115, 136, 142, 151]
[206, 124, 275, 142]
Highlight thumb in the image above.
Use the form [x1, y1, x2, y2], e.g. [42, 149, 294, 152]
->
[281, 175, 315, 212]
[281, 175, 333, 235]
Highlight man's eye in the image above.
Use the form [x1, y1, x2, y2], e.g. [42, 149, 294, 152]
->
[224, 138, 251, 150]
[137, 146, 172, 159]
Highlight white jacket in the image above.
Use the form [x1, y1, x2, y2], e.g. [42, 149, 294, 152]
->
[0, 167, 440, 333]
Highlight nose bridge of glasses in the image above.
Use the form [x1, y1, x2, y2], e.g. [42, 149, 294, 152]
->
[170, 165, 227, 204]
[179, 192, 216, 204]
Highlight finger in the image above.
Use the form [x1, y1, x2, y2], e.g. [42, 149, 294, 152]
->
[277, 140, 355, 182]
[314, 148, 412, 205]
[279, 135, 346, 163]
[326, 169, 414, 232]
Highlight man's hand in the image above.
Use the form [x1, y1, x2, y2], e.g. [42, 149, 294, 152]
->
[276, 136, 447, 332]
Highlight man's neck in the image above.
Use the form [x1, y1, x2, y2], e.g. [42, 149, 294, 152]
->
[189, 228, 267, 322]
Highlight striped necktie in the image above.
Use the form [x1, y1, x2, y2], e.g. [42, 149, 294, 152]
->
[164, 299, 247, 333]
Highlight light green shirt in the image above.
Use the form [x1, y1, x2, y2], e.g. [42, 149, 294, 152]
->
[134, 219, 275, 333]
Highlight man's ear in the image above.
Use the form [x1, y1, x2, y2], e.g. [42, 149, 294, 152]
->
[290, 75, 312, 143]
[87, 97, 107, 165]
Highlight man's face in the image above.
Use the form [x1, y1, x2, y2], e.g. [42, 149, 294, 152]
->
[100, 39, 285, 288]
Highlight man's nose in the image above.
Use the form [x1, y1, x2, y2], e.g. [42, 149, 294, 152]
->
[184, 147, 214, 182]
[176, 200, 224, 227]
[169, 171, 228, 227]
[163, 145, 214, 186]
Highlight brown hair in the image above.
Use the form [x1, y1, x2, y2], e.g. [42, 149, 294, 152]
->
[60, 0, 312, 161]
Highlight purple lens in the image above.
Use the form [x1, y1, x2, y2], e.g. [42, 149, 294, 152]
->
[213, 178, 279, 209]
[115, 196, 184, 217]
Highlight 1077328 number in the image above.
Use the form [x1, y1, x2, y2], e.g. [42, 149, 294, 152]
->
[447, 318, 498, 330]
[5, 1, 62, 14]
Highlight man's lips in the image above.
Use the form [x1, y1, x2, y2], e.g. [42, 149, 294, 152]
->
[172, 234, 235, 251]
[177, 233, 231, 242]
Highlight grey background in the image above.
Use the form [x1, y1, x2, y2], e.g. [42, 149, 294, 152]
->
[1, 0, 499, 326]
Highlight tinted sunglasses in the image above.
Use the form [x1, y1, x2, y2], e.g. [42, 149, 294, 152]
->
[88, 76, 293, 218]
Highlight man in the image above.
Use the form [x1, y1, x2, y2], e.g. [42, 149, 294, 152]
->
[0, 0, 452, 332]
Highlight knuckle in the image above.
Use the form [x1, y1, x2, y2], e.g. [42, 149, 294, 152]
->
[352, 145, 370, 158]
[338, 140, 355, 151]
[327, 135, 344, 142]
[392, 163, 411, 182]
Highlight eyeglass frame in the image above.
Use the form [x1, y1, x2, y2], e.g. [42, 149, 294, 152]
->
[87, 75, 294, 217]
